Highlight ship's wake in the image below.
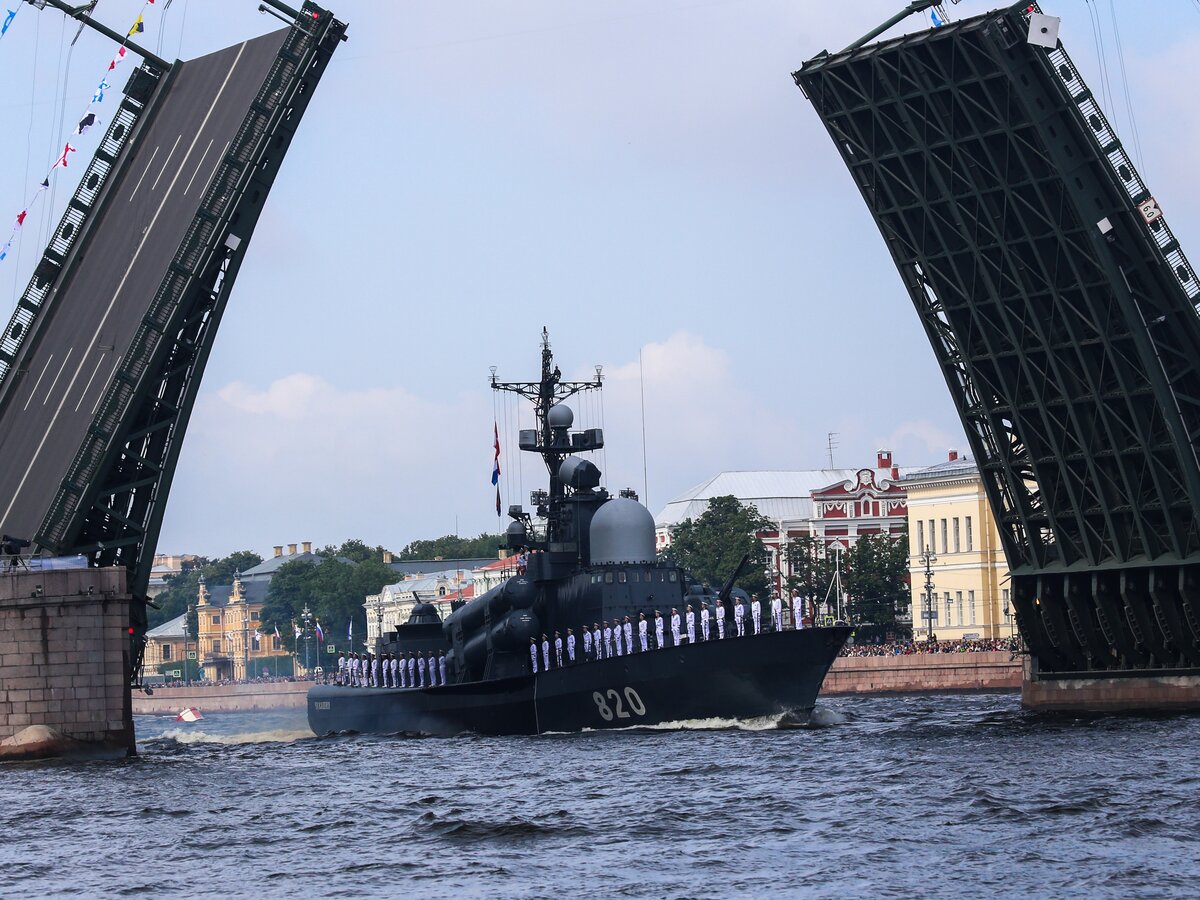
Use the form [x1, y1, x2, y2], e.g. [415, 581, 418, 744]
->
[141, 727, 315, 747]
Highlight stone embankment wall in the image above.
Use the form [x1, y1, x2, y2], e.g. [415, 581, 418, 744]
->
[822, 651, 1022, 694]
[0, 567, 134, 758]
[132, 680, 309, 714]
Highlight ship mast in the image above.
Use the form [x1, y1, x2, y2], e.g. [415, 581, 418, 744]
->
[491, 328, 603, 540]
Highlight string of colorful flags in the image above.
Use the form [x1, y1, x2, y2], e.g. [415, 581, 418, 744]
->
[0, 0, 158, 265]
[1, 7, 18, 43]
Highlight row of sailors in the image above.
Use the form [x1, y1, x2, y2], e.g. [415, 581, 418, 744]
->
[528, 595, 787, 673]
[335, 650, 448, 689]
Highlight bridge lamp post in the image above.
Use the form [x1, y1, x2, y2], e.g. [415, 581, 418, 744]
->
[373, 593, 383, 653]
[182, 607, 190, 685]
[301, 604, 313, 674]
[919, 545, 937, 643]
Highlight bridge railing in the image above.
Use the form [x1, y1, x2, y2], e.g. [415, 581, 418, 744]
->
[0, 68, 161, 389]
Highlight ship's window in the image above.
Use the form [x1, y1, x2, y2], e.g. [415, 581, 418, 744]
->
[605, 573, 613, 584]
[631, 572, 639, 583]
[618, 572, 627, 583]
[644, 571, 652, 582]
[658, 572, 665, 582]
[669, 571, 678, 582]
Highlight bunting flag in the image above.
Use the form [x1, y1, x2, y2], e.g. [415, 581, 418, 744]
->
[15, 210, 26, 228]
[53, 143, 76, 170]
[75, 113, 99, 136]
[108, 46, 127, 71]
[92, 78, 110, 104]
[127, 15, 144, 37]
[491, 422, 501, 485]
[1, 8, 16, 39]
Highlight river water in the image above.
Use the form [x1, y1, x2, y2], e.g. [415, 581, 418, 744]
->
[1, 693, 1197, 898]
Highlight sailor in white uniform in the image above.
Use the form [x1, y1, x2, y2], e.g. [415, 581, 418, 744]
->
[793, 592, 805, 630]
[582, 626, 593, 661]
[407, 653, 416, 686]
[701, 603, 711, 642]
[373, 654, 382, 687]
[623, 617, 634, 654]
[638, 613, 649, 652]
[349, 654, 359, 686]
[685, 605, 696, 644]
[716, 604, 726, 640]
[654, 611, 665, 649]
[554, 632, 564, 667]
[734, 598, 745, 637]
[417, 653, 427, 687]
[751, 594, 762, 635]
[773, 596, 784, 633]
[380, 654, 390, 688]
[529, 638, 539, 673]
[612, 619, 623, 656]
[426, 652, 437, 687]
[391, 654, 400, 687]
[542, 634, 551, 670]
[670, 608, 681, 646]
[567, 628, 576, 664]
[439, 652, 447, 684]
[337, 653, 347, 686]
[593, 624, 603, 659]
[603, 622, 614, 658]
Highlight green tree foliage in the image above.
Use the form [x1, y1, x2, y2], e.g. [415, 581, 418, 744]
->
[319, 538, 390, 564]
[397, 533, 501, 561]
[259, 557, 398, 652]
[786, 535, 837, 614]
[843, 530, 910, 626]
[660, 495, 772, 597]
[147, 550, 263, 630]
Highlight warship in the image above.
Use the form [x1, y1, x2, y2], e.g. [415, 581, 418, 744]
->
[307, 331, 851, 736]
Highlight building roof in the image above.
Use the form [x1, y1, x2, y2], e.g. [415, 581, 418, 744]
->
[203, 580, 270, 608]
[901, 457, 979, 483]
[239, 551, 326, 579]
[654, 468, 919, 528]
[387, 558, 494, 577]
[147, 613, 187, 639]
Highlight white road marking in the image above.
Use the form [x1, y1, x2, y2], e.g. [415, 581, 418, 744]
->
[1, 41, 250, 527]
[197, 141, 229, 199]
[183, 138, 214, 196]
[23, 354, 53, 411]
[152, 134, 183, 192]
[128, 145, 160, 203]
[75, 353, 106, 413]
[42, 347, 73, 406]
[92, 360, 120, 417]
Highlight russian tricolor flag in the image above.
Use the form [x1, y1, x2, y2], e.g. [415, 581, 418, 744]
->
[314, 621, 324, 643]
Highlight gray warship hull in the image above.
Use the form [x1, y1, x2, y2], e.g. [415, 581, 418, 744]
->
[307, 626, 851, 736]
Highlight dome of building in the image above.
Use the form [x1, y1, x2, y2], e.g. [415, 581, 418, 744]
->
[590, 497, 656, 565]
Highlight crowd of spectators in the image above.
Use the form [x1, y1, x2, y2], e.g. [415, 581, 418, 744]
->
[150, 674, 314, 688]
[839, 636, 1019, 657]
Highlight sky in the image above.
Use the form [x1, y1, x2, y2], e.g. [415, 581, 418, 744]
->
[2, 0, 1199, 558]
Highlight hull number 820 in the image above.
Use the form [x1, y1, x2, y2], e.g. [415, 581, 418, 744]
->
[592, 687, 646, 721]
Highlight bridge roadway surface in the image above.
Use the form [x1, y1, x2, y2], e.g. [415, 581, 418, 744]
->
[0, 29, 286, 544]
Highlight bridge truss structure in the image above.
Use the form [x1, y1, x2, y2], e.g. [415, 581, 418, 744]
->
[0, 1, 345, 674]
[795, 2, 1200, 677]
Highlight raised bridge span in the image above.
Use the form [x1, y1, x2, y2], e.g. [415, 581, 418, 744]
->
[796, 2, 1200, 705]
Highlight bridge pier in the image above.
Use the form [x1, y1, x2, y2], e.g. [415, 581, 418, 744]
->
[1022, 657, 1200, 713]
[0, 568, 135, 761]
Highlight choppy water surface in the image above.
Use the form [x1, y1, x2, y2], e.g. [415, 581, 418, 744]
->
[1, 694, 1198, 898]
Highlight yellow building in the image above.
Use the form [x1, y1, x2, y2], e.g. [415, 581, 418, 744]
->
[903, 454, 1014, 641]
[195, 573, 292, 680]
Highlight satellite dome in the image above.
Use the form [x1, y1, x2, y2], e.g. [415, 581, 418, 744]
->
[590, 497, 655, 565]
[548, 404, 574, 428]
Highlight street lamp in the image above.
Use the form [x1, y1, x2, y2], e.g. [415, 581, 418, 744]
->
[373, 593, 383, 655]
[919, 544, 937, 642]
[182, 605, 191, 685]
[301, 603, 313, 673]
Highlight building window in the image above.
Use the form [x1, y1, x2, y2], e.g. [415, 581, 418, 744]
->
[953, 518, 960, 553]
[941, 519, 948, 555]
[917, 521, 925, 554]
[212, 614, 221, 624]
[944, 593, 952, 625]
[161, 643, 172, 661]
[272, 636, 282, 651]
[968, 590, 976, 625]
[928, 520, 935, 553]
[212, 639, 221, 654]
[251, 611, 260, 621]
[956, 591, 963, 626]
[966, 517, 973, 551]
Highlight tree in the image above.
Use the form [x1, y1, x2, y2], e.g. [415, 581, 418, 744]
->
[320, 538, 389, 564]
[660, 495, 772, 597]
[397, 533, 501, 560]
[842, 530, 910, 626]
[786, 535, 837, 620]
[259, 556, 398, 653]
